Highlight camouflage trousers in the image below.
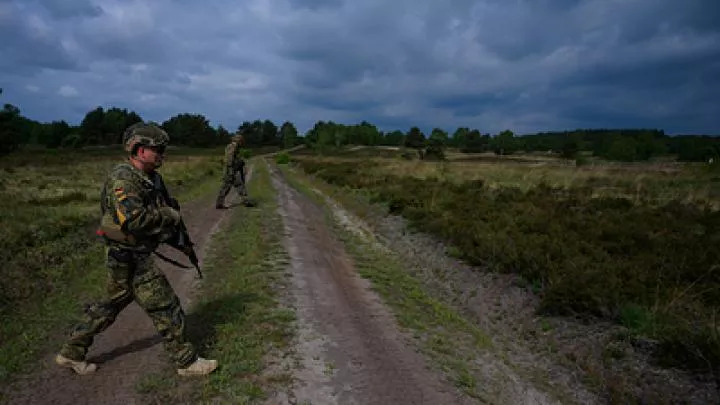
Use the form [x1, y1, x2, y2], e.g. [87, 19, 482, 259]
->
[216, 168, 247, 206]
[59, 247, 197, 368]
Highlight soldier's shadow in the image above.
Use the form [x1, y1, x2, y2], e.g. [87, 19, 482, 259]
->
[184, 292, 261, 356]
[85, 293, 258, 364]
[87, 334, 163, 364]
[227, 197, 261, 209]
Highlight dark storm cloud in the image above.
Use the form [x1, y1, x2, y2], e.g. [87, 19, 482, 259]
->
[286, 0, 343, 11]
[35, 0, 103, 19]
[0, 2, 82, 73]
[0, 0, 717, 135]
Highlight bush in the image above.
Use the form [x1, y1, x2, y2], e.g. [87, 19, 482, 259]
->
[423, 145, 445, 161]
[239, 148, 252, 159]
[575, 156, 589, 166]
[275, 152, 290, 164]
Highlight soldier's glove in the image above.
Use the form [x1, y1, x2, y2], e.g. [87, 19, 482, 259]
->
[158, 206, 182, 227]
[158, 228, 176, 243]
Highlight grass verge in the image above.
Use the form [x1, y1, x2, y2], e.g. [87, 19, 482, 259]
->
[274, 162, 499, 402]
[136, 159, 295, 404]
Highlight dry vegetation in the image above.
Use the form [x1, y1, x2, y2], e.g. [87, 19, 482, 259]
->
[289, 149, 720, 387]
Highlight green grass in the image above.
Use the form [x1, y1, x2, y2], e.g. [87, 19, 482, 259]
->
[136, 159, 295, 404]
[289, 154, 720, 378]
[275, 162, 495, 401]
[0, 242, 107, 382]
[0, 149, 223, 383]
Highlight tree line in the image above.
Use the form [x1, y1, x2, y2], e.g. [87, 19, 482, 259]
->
[303, 121, 720, 163]
[1, 93, 718, 162]
[0, 103, 302, 155]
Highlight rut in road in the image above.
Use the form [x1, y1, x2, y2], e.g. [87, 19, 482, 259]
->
[0, 168, 253, 405]
[267, 164, 477, 405]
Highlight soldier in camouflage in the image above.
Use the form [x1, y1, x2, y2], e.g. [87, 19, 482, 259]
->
[55, 122, 218, 377]
[215, 131, 251, 209]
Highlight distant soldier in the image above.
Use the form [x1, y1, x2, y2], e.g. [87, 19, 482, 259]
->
[55, 122, 218, 377]
[215, 131, 253, 208]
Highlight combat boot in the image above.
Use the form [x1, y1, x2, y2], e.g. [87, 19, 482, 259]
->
[177, 357, 218, 376]
[55, 354, 98, 375]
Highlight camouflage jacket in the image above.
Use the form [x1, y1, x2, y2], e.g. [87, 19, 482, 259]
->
[224, 142, 244, 171]
[97, 162, 178, 252]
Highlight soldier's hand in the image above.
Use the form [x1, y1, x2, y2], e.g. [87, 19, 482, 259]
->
[159, 206, 182, 226]
[158, 228, 176, 243]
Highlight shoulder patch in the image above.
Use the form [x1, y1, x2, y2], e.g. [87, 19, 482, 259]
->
[109, 163, 153, 189]
[110, 164, 135, 181]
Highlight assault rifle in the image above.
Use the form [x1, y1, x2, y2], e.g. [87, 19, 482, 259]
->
[153, 175, 203, 279]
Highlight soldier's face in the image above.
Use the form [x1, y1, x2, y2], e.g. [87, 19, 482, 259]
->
[137, 145, 166, 170]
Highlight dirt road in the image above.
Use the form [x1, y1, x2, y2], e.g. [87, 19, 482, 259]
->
[3, 161, 482, 405]
[266, 165, 476, 405]
[0, 170, 250, 405]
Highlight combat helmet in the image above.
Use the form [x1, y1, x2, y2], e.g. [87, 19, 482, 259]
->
[123, 122, 170, 154]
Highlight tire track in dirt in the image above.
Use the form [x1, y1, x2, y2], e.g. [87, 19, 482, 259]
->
[266, 164, 476, 405]
[309, 185, 564, 405]
[0, 167, 254, 405]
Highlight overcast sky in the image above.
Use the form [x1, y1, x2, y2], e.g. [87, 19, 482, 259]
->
[1, 0, 718, 135]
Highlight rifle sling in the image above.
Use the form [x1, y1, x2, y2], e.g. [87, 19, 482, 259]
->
[153, 250, 193, 269]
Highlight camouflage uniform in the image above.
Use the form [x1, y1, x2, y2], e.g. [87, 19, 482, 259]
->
[215, 133, 248, 208]
[56, 123, 216, 376]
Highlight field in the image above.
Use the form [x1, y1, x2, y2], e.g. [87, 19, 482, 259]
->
[0, 146, 231, 380]
[288, 147, 720, 375]
[1, 143, 718, 403]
